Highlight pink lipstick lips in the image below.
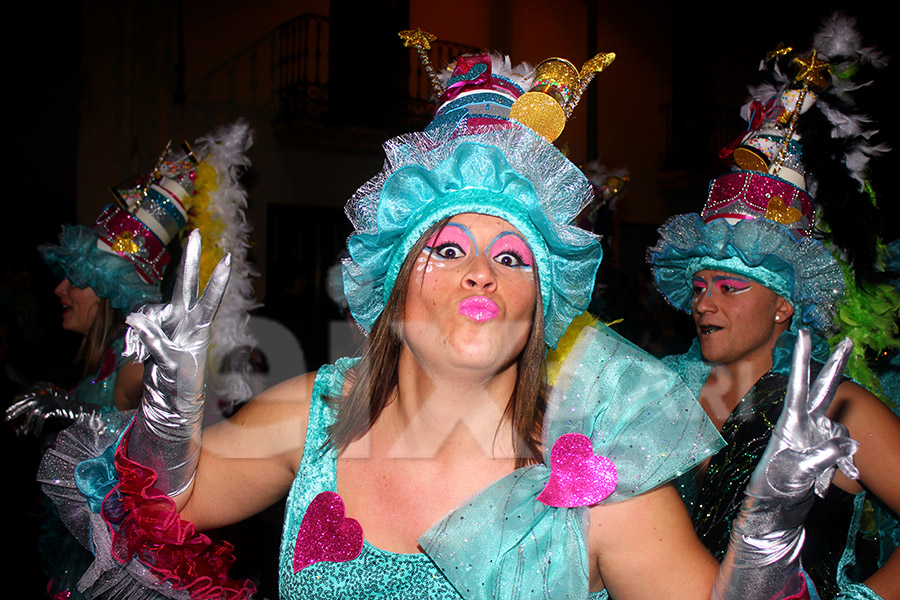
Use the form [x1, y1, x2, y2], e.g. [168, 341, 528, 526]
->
[458, 296, 499, 322]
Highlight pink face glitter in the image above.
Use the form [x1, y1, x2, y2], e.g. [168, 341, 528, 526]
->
[292, 491, 364, 572]
[537, 433, 618, 507]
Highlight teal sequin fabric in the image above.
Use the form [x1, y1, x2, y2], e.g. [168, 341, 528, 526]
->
[278, 357, 460, 600]
[280, 325, 723, 599]
[40, 337, 131, 600]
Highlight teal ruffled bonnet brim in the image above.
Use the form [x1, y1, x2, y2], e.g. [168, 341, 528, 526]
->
[40, 224, 161, 313]
[649, 213, 844, 331]
[343, 125, 603, 348]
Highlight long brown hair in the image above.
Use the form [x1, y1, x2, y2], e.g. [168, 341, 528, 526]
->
[76, 297, 126, 374]
[327, 219, 548, 467]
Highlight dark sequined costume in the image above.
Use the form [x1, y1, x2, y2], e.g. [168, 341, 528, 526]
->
[667, 345, 883, 600]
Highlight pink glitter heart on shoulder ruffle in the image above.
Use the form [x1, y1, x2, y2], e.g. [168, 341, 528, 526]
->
[538, 432, 617, 507]
[293, 491, 364, 572]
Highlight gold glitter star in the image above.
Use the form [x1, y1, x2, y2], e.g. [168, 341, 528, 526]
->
[766, 43, 793, 62]
[793, 50, 830, 91]
[398, 28, 437, 51]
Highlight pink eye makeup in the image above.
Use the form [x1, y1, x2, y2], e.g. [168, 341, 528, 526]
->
[711, 276, 752, 294]
[691, 277, 709, 296]
[486, 232, 533, 269]
[692, 275, 753, 297]
[424, 223, 475, 260]
[421, 223, 533, 270]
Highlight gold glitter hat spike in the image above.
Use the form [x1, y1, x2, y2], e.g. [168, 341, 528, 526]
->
[733, 47, 830, 188]
[399, 28, 445, 97]
[510, 52, 615, 142]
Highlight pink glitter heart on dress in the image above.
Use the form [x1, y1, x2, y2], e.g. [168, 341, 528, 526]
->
[293, 491, 364, 572]
[537, 433, 617, 507]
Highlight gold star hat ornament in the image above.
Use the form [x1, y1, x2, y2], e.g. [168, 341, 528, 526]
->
[703, 46, 835, 237]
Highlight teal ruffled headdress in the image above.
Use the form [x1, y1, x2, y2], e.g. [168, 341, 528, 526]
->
[343, 35, 615, 348]
[650, 213, 844, 332]
[39, 141, 199, 313]
[41, 224, 162, 313]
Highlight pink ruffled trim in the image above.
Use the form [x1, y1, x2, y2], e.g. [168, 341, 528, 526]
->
[101, 431, 256, 600]
[779, 572, 810, 600]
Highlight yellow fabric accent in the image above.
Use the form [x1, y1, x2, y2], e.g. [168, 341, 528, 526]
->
[545, 312, 601, 386]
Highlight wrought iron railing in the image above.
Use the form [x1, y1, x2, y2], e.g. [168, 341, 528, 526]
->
[276, 14, 330, 122]
[275, 15, 479, 129]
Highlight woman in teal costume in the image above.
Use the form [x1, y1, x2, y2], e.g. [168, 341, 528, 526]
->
[7, 212, 159, 600]
[651, 221, 900, 599]
[39, 225, 155, 413]
[168, 59, 729, 598]
[649, 16, 900, 600]
[6, 140, 206, 599]
[38, 50, 858, 600]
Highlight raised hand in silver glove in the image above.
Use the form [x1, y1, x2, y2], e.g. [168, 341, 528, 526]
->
[6, 383, 111, 436]
[713, 329, 859, 600]
[124, 230, 231, 496]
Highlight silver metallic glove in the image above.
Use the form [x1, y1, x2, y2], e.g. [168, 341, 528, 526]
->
[6, 383, 111, 436]
[124, 230, 231, 496]
[713, 329, 859, 600]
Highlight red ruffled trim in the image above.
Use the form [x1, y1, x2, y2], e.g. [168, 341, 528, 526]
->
[101, 428, 256, 600]
[99, 347, 117, 380]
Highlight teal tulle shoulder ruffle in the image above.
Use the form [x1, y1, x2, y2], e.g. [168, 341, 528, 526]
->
[40, 224, 160, 312]
[419, 324, 724, 599]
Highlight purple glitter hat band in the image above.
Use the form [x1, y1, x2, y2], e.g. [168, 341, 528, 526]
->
[702, 171, 814, 236]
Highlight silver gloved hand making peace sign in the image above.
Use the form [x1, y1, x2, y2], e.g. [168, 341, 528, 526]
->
[124, 230, 231, 496]
[713, 329, 859, 600]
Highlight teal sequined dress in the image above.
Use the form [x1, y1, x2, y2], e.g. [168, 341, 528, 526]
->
[279, 325, 724, 600]
[665, 333, 886, 600]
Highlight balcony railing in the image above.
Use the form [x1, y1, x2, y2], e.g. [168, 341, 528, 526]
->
[275, 15, 479, 130]
[276, 14, 330, 123]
